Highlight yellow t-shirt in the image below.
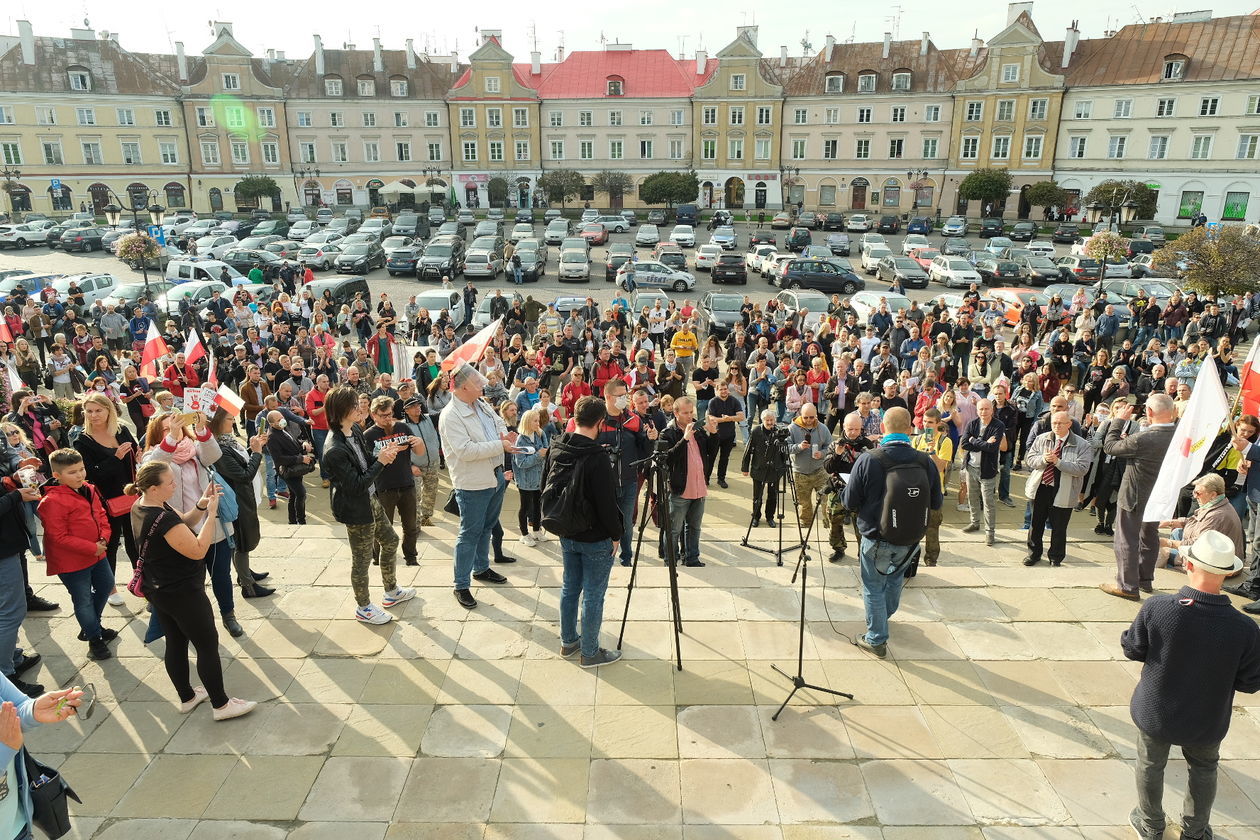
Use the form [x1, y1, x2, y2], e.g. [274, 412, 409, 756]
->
[671, 330, 698, 358]
[912, 430, 953, 479]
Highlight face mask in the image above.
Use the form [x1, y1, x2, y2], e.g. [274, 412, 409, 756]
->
[614, 395, 629, 410]
[94, 383, 106, 391]
[273, 418, 287, 430]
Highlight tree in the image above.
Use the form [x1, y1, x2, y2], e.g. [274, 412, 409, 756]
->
[590, 170, 634, 203]
[1153, 225, 1260, 299]
[233, 175, 280, 203]
[1083, 179, 1158, 222]
[1024, 180, 1069, 212]
[957, 168, 1014, 208]
[639, 171, 700, 208]
[537, 169, 584, 207]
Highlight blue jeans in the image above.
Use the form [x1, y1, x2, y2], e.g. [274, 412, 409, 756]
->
[1135, 326, 1154, 348]
[696, 398, 710, 423]
[669, 495, 705, 565]
[559, 537, 615, 658]
[58, 556, 114, 640]
[858, 536, 915, 646]
[614, 481, 638, 564]
[998, 449, 1013, 502]
[264, 451, 281, 500]
[312, 429, 329, 479]
[453, 473, 508, 589]
[0, 555, 27, 677]
[512, 266, 523, 284]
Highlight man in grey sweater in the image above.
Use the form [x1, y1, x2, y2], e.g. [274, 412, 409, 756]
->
[97, 304, 131, 353]
[787, 403, 833, 532]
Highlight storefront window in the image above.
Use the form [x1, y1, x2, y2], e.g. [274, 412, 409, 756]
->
[882, 184, 901, 207]
[1178, 190, 1204, 219]
[819, 185, 836, 205]
[1223, 191, 1249, 221]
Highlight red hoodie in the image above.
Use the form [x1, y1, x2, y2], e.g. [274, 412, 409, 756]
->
[36, 482, 111, 575]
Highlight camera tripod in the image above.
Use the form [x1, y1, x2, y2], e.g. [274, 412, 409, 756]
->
[616, 448, 685, 671]
[741, 438, 805, 566]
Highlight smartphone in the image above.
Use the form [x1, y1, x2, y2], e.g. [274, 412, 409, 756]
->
[257, 415, 270, 436]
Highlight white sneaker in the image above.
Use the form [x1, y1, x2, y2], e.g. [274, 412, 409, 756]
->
[381, 587, 415, 609]
[533, 530, 551, 542]
[521, 533, 538, 547]
[957, 503, 971, 512]
[107, 592, 126, 607]
[355, 604, 395, 624]
[212, 697, 258, 721]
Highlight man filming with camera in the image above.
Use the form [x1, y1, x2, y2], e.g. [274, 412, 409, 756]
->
[824, 413, 876, 563]
[742, 410, 788, 528]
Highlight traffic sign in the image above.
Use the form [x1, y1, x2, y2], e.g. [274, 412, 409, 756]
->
[1207, 222, 1221, 240]
[147, 225, 166, 245]
[50, 178, 61, 190]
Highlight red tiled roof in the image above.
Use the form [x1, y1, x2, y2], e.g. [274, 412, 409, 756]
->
[512, 49, 717, 98]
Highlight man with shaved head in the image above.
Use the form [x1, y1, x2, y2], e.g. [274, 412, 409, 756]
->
[1023, 411, 1093, 568]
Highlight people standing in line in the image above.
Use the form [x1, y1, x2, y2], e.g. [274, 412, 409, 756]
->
[362, 396, 425, 566]
[320, 386, 415, 625]
[399, 397, 442, 528]
[961, 398, 1004, 547]
[1023, 410, 1092, 567]
[1121, 529, 1260, 840]
[73, 392, 138, 607]
[1100, 394, 1178, 601]
[656, 396, 714, 568]
[208, 410, 274, 600]
[788, 403, 834, 533]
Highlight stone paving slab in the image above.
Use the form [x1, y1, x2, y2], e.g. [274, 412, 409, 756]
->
[17, 469, 1260, 839]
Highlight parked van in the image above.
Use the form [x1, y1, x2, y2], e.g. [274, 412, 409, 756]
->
[165, 258, 246, 285]
[675, 204, 699, 226]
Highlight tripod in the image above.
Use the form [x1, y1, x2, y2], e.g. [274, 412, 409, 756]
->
[616, 449, 685, 671]
[741, 440, 804, 566]
[770, 485, 854, 721]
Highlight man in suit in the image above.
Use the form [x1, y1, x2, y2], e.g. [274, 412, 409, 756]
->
[1024, 411, 1093, 567]
[1100, 394, 1179, 600]
[961, 398, 1005, 547]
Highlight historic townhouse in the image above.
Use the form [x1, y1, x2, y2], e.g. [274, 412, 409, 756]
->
[1056, 13, 1260, 226]
[782, 33, 959, 215]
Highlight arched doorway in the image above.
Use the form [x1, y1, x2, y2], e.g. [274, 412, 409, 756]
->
[488, 177, 509, 208]
[850, 177, 869, 210]
[333, 179, 354, 206]
[400, 178, 418, 209]
[517, 178, 531, 209]
[7, 184, 31, 213]
[47, 185, 72, 212]
[164, 182, 187, 209]
[366, 178, 384, 208]
[882, 178, 902, 210]
[303, 180, 321, 206]
[1017, 184, 1031, 219]
[465, 183, 479, 208]
[754, 183, 767, 209]
[88, 183, 111, 214]
[126, 182, 150, 210]
[701, 181, 714, 208]
[209, 188, 223, 212]
[724, 177, 745, 210]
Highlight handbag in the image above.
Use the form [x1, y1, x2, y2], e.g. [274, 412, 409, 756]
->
[105, 494, 136, 518]
[140, 401, 156, 417]
[23, 749, 81, 839]
[443, 490, 460, 515]
[128, 508, 170, 598]
[282, 460, 316, 479]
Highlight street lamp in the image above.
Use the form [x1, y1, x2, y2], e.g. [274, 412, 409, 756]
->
[779, 165, 800, 213]
[290, 165, 321, 208]
[1, 166, 22, 222]
[1083, 192, 1141, 294]
[906, 168, 929, 211]
[102, 187, 166, 300]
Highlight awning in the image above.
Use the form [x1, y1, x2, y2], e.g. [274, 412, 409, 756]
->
[378, 181, 413, 196]
[412, 184, 444, 198]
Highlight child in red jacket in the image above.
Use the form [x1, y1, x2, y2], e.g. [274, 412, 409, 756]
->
[36, 449, 117, 661]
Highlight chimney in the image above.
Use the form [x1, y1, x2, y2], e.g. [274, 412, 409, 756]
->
[824, 35, 835, 62]
[405, 39, 416, 69]
[530, 50, 541, 74]
[696, 50, 707, 75]
[736, 25, 758, 47]
[175, 41, 188, 82]
[345, 43, 356, 51]
[921, 31, 930, 55]
[212, 21, 233, 38]
[882, 32, 892, 59]
[1007, 1, 1034, 25]
[373, 37, 383, 72]
[70, 27, 94, 40]
[17, 20, 34, 65]
[780, 45, 788, 68]
[970, 36, 983, 57]
[1061, 20, 1080, 67]
[313, 34, 325, 76]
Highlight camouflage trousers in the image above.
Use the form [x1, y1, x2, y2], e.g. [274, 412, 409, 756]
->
[827, 492, 856, 551]
[414, 465, 441, 521]
[345, 496, 400, 607]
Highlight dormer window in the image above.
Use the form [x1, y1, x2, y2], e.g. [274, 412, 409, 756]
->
[607, 76, 624, 96]
[485, 76, 501, 93]
[357, 77, 375, 96]
[1001, 63, 1020, 83]
[730, 73, 746, 91]
[1163, 56, 1187, 80]
[891, 71, 911, 91]
[222, 73, 240, 90]
[824, 74, 843, 93]
[858, 73, 876, 92]
[324, 77, 343, 96]
[67, 68, 91, 91]
[390, 77, 408, 96]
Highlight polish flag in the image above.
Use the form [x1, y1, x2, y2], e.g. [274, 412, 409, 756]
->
[213, 385, 245, 417]
[1143, 360, 1230, 521]
[0, 322, 12, 344]
[184, 328, 217, 385]
[440, 317, 503, 372]
[1240, 339, 1260, 416]
[140, 321, 170, 380]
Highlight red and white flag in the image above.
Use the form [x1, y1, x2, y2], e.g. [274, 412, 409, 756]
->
[1143, 359, 1230, 521]
[140, 321, 170, 380]
[184, 328, 217, 386]
[440, 317, 502, 373]
[1240, 339, 1260, 416]
[213, 385, 245, 417]
[0, 322, 13, 345]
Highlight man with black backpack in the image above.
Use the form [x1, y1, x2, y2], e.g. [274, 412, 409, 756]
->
[541, 396, 625, 668]
[843, 407, 943, 658]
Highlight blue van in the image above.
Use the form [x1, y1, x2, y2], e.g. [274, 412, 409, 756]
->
[675, 204, 699, 225]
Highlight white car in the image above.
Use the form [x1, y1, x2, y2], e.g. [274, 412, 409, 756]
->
[0, 223, 54, 249]
[304, 230, 345, 247]
[289, 220, 320, 241]
[360, 218, 393, 238]
[695, 244, 722, 271]
[160, 214, 198, 234]
[860, 232, 886, 249]
[52, 273, 120, 306]
[850, 291, 912, 325]
[558, 249, 591, 281]
[861, 245, 892, 274]
[711, 226, 738, 250]
[901, 234, 930, 256]
[618, 260, 696, 292]
[764, 254, 796, 281]
[194, 234, 239, 259]
[635, 225, 661, 247]
[846, 214, 871, 232]
[463, 252, 503, 278]
[669, 225, 696, 248]
[746, 245, 777, 274]
[928, 255, 984, 289]
[1027, 240, 1056, 258]
[155, 279, 229, 315]
[286, 209, 309, 223]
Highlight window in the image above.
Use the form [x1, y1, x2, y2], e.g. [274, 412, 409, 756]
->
[1248, 95, 1260, 116]
[81, 142, 102, 164]
[485, 76, 500, 93]
[116, 108, 135, 126]
[36, 107, 55, 125]
[1001, 63, 1019, 83]
[757, 106, 772, 125]
[672, 139, 686, 159]
[329, 111, 344, 128]
[825, 74, 843, 93]
[196, 107, 213, 127]
[1069, 136, 1087, 158]
[489, 141, 504, 161]
[261, 142, 278, 165]
[992, 136, 1010, 159]
[857, 107, 872, 123]
[702, 107, 717, 126]
[0, 106, 15, 124]
[325, 78, 343, 96]
[405, 143, 424, 163]
[297, 111, 312, 127]
[299, 142, 316, 163]
[251, 107, 273, 128]
[0, 142, 21, 166]
[961, 137, 979, 159]
[965, 101, 982, 121]
[754, 138, 770, 160]
[68, 69, 91, 90]
[391, 79, 407, 97]
[513, 108, 529, 128]
[579, 110, 592, 127]
[76, 108, 96, 126]
[222, 73, 239, 90]
[460, 108, 475, 128]
[730, 106, 744, 126]
[607, 78, 623, 96]
[1148, 136, 1169, 159]
[549, 111, 563, 127]
[463, 141, 478, 161]
[42, 141, 63, 165]
[889, 138, 904, 159]
[728, 139, 743, 160]
[551, 140, 565, 160]
[424, 111, 438, 127]
[609, 140, 623, 160]
[121, 142, 141, 164]
[361, 112, 376, 127]
[997, 99, 1015, 121]
[487, 108, 502, 128]
[794, 108, 808, 125]
[922, 138, 938, 159]
[820, 185, 836, 205]
[855, 139, 870, 159]
[200, 141, 220, 165]
[1163, 59, 1185, 80]
[159, 142, 178, 164]
[1074, 100, 1092, 119]
[891, 106, 906, 123]
[1107, 136, 1127, 158]
[1156, 98, 1175, 117]
[1223, 191, 1250, 221]
[1192, 135, 1213, 159]
[1029, 99, 1048, 121]
[1238, 134, 1259, 160]
[579, 141, 593, 160]
[701, 139, 716, 160]
[858, 74, 875, 92]
[222, 107, 244, 129]
[1114, 99, 1132, 118]
[730, 73, 746, 91]
[329, 142, 346, 163]
[515, 140, 530, 161]
[233, 141, 251, 164]
[892, 72, 910, 91]
[824, 107, 839, 125]
[792, 139, 807, 159]
[1178, 190, 1204, 218]
[608, 110, 622, 127]
[1199, 97, 1219, 117]
[1023, 135, 1042, 159]
[640, 140, 653, 159]
[398, 112, 412, 128]
[427, 143, 441, 161]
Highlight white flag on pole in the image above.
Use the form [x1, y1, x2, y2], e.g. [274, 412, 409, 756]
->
[1142, 360, 1230, 522]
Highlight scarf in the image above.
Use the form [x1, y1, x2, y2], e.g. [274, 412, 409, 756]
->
[881, 433, 911, 446]
[218, 433, 249, 465]
[169, 436, 199, 464]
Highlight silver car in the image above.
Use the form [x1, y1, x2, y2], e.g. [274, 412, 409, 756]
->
[464, 252, 504, 278]
[558, 249, 591, 281]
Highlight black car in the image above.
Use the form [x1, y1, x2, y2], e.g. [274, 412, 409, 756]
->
[515, 209, 535, 223]
[251, 220, 289, 238]
[59, 227, 105, 252]
[712, 254, 748, 285]
[658, 251, 687, 271]
[786, 226, 812, 251]
[1126, 239, 1156, 258]
[1017, 255, 1060, 286]
[619, 209, 639, 227]
[826, 233, 851, 256]
[45, 224, 73, 248]
[978, 218, 1005, 238]
[221, 248, 286, 274]
[974, 257, 1022, 285]
[334, 242, 386, 274]
[877, 215, 901, 234]
[1009, 221, 1037, 241]
[697, 292, 745, 339]
[646, 209, 667, 225]
[822, 212, 846, 231]
[778, 258, 864, 294]
[876, 256, 929, 290]
[230, 218, 261, 239]
[417, 237, 466, 279]
[605, 243, 634, 281]
[516, 245, 546, 281]
[749, 231, 777, 247]
[1051, 223, 1080, 244]
[940, 238, 974, 257]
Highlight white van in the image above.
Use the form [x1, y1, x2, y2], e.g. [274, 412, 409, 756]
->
[52, 273, 120, 306]
[165, 258, 245, 285]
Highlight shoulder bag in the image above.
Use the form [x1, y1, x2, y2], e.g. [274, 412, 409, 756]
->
[127, 508, 171, 598]
[24, 748, 81, 839]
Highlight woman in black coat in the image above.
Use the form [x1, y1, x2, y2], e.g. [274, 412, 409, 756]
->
[208, 411, 273, 599]
[263, 410, 312, 525]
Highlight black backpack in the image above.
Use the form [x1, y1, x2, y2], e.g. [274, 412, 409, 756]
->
[540, 437, 595, 538]
[872, 449, 932, 547]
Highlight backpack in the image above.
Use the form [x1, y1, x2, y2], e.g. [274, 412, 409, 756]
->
[872, 449, 931, 547]
[210, 470, 239, 523]
[539, 436, 595, 538]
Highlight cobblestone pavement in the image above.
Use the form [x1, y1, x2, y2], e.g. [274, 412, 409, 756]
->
[20, 468, 1260, 840]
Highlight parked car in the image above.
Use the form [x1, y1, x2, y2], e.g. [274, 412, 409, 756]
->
[392, 213, 426, 238]
[776, 259, 864, 295]
[592, 215, 629, 233]
[59, 227, 107, 252]
[786, 227, 812, 251]
[154, 279, 229, 315]
[745, 245, 777, 274]
[360, 218, 393, 239]
[51, 272, 120, 306]
[558, 249, 591, 282]
[634, 224, 661, 247]
[385, 239, 424, 276]
[219, 248, 287, 275]
[99, 279, 177, 311]
[473, 220, 501, 239]
[603, 242, 635, 281]
[308, 275, 373, 312]
[774, 290, 832, 331]
[0, 222, 55, 249]
[1027, 240, 1056, 258]
[669, 225, 696, 247]
[1015, 255, 1061, 286]
[674, 204, 699, 226]
[304, 230, 346, 249]
[463, 251, 503, 278]
[417, 237, 466, 280]
[940, 238, 974, 257]
[617, 260, 695, 292]
[984, 237, 1014, 256]
[288, 220, 320, 241]
[193, 234, 239, 259]
[509, 223, 534, 244]
[695, 244, 722, 271]
[619, 209, 639, 227]
[901, 234, 930, 256]
[974, 257, 1023, 286]
[298, 244, 342, 271]
[1133, 224, 1166, 245]
[712, 254, 748, 285]
[770, 212, 794, 230]
[909, 248, 941, 270]
[877, 215, 901, 234]
[1009, 221, 1038, 241]
[1129, 253, 1175, 279]
[1054, 255, 1101, 282]
[1126, 238, 1156, 258]
[876, 256, 929, 289]
[1052, 223, 1081, 244]
[697, 292, 745, 339]
[457, 208, 476, 226]
[928, 255, 984, 288]
[333, 242, 386, 273]
[979, 218, 1005, 238]
[436, 221, 465, 241]
[822, 212, 846, 231]
[825, 233, 851, 256]
[860, 244, 893, 274]
[516, 242, 547, 281]
[850, 291, 912, 325]
[797, 211, 822, 230]
[846, 214, 871, 232]
[486, 208, 505, 222]
[711, 226, 738, 250]
[327, 217, 361, 236]
[941, 216, 968, 237]
[907, 216, 933, 235]
[646, 209, 667, 225]
[580, 223, 609, 246]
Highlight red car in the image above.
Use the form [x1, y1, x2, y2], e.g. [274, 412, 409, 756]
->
[580, 223, 608, 245]
[909, 247, 940, 270]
